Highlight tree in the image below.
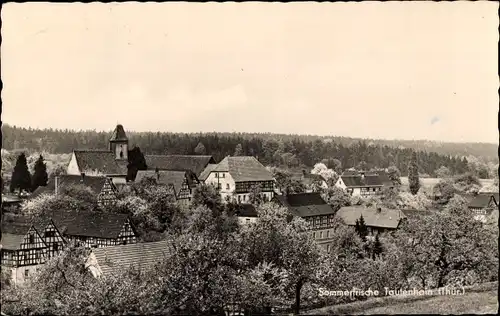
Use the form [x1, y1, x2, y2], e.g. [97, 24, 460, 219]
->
[355, 215, 368, 242]
[194, 142, 207, 155]
[311, 162, 338, 185]
[435, 166, 451, 179]
[432, 179, 456, 205]
[408, 152, 420, 195]
[387, 165, 402, 187]
[192, 183, 223, 214]
[10, 153, 32, 193]
[240, 203, 321, 314]
[321, 186, 351, 211]
[234, 143, 244, 156]
[31, 155, 48, 191]
[372, 234, 383, 259]
[127, 146, 147, 182]
[248, 183, 264, 205]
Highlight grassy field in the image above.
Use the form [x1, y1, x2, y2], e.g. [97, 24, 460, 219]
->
[303, 282, 498, 315]
[400, 177, 494, 189]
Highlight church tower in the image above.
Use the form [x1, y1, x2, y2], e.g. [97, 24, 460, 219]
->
[109, 124, 129, 160]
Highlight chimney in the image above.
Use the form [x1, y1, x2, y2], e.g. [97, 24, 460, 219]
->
[80, 173, 85, 183]
[55, 176, 60, 196]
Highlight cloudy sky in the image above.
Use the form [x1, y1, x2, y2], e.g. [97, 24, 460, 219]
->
[2, 2, 498, 143]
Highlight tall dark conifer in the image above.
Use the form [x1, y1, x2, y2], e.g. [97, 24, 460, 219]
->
[127, 147, 148, 182]
[32, 155, 48, 191]
[408, 151, 420, 195]
[10, 153, 32, 193]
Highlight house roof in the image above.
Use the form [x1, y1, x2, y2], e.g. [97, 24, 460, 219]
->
[145, 155, 215, 177]
[30, 175, 113, 198]
[336, 206, 404, 229]
[198, 163, 218, 181]
[90, 240, 172, 276]
[42, 209, 131, 239]
[109, 124, 128, 142]
[340, 175, 383, 188]
[135, 170, 198, 195]
[234, 204, 258, 218]
[401, 209, 434, 218]
[1, 194, 22, 204]
[1, 233, 26, 250]
[73, 150, 128, 175]
[468, 193, 499, 209]
[213, 156, 274, 182]
[1, 216, 36, 250]
[274, 193, 335, 217]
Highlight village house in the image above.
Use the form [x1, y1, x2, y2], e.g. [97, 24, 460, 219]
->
[335, 170, 393, 197]
[1, 219, 48, 285]
[145, 154, 216, 179]
[335, 206, 405, 237]
[86, 240, 172, 278]
[233, 203, 259, 226]
[135, 169, 200, 204]
[292, 170, 328, 193]
[30, 174, 119, 208]
[39, 209, 138, 248]
[1, 194, 23, 213]
[273, 193, 336, 251]
[467, 193, 499, 222]
[204, 156, 275, 203]
[67, 124, 129, 184]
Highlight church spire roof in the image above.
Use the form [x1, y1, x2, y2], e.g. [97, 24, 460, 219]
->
[110, 124, 128, 142]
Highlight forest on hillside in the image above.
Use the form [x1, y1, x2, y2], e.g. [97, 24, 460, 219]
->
[1, 124, 497, 178]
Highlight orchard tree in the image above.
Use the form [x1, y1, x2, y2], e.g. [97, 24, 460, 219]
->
[321, 186, 351, 211]
[432, 179, 456, 205]
[240, 203, 321, 314]
[31, 155, 48, 191]
[192, 183, 224, 214]
[435, 166, 451, 179]
[194, 142, 207, 155]
[10, 153, 32, 193]
[408, 151, 420, 195]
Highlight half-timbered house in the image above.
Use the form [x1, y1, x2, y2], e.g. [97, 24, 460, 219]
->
[32, 218, 66, 258]
[30, 174, 119, 208]
[204, 156, 275, 203]
[1, 218, 48, 284]
[335, 206, 406, 237]
[273, 193, 336, 250]
[43, 209, 138, 248]
[135, 169, 200, 204]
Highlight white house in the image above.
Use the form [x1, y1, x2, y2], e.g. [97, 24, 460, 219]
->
[335, 171, 392, 197]
[204, 156, 275, 203]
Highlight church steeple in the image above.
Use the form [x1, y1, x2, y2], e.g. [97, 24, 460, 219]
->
[109, 124, 129, 160]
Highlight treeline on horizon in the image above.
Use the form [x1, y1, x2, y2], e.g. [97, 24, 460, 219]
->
[1, 124, 494, 177]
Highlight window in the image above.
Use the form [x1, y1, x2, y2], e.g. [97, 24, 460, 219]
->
[215, 173, 218, 178]
[313, 232, 316, 239]
[226, 183, 230, 190]
[327, 230, 330, 238]
[238, 195, 241, 203]
[25, 270, 29, 278]
[53, 243, 59, 252]
[246, 218, 250, 223]
[28, 234, 35, 244]
[327, 245, 331, 252]
[221, 173, 225, 178]
[320, 231, 323, 239]
[217, 183, 222, 190]
[44, 231, 55, 238]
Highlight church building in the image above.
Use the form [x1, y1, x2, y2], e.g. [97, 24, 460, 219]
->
[66, 124, 129, 184]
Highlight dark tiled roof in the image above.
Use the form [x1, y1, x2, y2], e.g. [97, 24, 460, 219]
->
[135, 170, 199, 195]
[145, 155, 215, 177]
[340, 175, 383, 188]
[213, 156, 274, 182]
[74, 150, 128, 175]
[234, 204, 258, 217]
[336, 206, 404, 229]
[42, 209, 131, 239]
[274, 193, 335, 217]
[1, 233, 26, 250]
[1, 215, 36, 250]
[90, 240, 172, 276]
[198, 163, 218, 181]
[468, 193, 499, 209]
[30, 175, 111, 198]
[109, 124, 128, 142]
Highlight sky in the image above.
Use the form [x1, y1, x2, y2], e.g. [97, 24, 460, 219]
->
[1, 2, 498, 143]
